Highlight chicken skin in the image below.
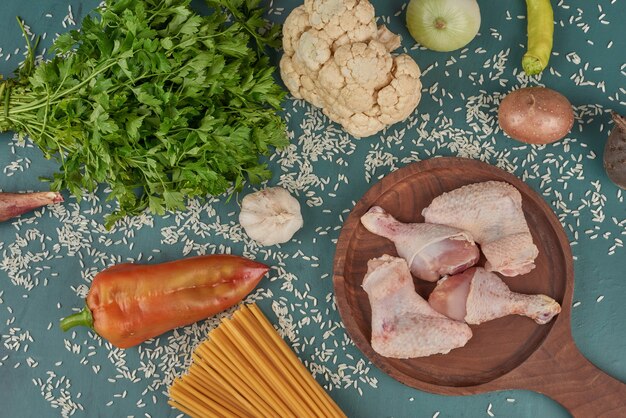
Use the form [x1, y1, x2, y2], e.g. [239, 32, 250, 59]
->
[428, 267, 561, 325]
[361, 206, 480, 282]
[362, 255, 473, 358]
[422, 181, 539, 277]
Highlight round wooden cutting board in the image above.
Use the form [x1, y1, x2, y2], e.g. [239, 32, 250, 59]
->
[333, 157, 626, 417]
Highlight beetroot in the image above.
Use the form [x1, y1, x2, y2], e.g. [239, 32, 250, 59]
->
[604, 112, 626, 189]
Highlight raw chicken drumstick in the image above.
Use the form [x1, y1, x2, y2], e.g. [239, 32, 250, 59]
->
[422, 181, 539, 277]
[362, 255, 472, 358]
[428, 267, 561, 325]
[361, 206, 480, 282]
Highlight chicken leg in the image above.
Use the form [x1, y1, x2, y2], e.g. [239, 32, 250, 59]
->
[361, 206, 480, 282]
[428, 267, 561, 325]
[423, 181, 539, 277]
[362, 255, 472, 358]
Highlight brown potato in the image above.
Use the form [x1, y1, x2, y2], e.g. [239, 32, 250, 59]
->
[603, 112, 626, 189]
[498, 87, 574, 144]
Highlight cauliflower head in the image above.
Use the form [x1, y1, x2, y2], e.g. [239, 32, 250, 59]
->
[280, 0, 422, 138]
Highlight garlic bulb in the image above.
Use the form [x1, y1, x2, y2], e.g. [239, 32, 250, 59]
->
[239, 187, 304, 246]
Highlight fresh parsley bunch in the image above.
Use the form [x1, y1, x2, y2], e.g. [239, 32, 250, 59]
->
[0, 0, 288, 227]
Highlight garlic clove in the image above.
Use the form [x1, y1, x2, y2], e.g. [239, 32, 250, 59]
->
[239, 187, 304, 246]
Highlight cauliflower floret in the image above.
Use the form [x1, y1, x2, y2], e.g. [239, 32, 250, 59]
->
[333, 41, 392, 90]
[282, 6, 310, 56]
[296, 30, 332, 72]
[378, 55, 422, 124]
[318, 61, 345, 95]
[280, 0, 422, 138]
[305, 0, 356, 29]
[376, 26, 402, 52]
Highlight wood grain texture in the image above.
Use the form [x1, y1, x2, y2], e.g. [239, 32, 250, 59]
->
[333, 157, 626, 417]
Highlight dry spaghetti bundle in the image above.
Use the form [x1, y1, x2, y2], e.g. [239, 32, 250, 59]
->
[169, 304, 346, 418]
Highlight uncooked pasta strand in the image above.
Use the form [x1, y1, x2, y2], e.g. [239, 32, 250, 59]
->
[168, 303, 346, 418]
[236, 307, 330, 412]
[168, 399, 199, 417]
[194, 345, 266, 418]
[183, 362, 253, 418]
[198, 339, 283, 417]
[178, 375, 241, 418]
[169, 384, 221, 417]
[184, 372, 249, 418]
[220, 318, 312, 417]
[248, 304, 346, 417]
[208, 328, 294, 417]
[232, 309, 328, 417]
[193, 346, 266, 416]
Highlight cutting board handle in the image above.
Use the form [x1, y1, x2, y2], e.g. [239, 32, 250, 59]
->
[522, 337, 626, 417]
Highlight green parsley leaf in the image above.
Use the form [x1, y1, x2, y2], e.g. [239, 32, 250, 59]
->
[1, 0, 287, 227]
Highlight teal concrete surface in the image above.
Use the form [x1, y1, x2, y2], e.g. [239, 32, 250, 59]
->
[1, 1, 624, 417]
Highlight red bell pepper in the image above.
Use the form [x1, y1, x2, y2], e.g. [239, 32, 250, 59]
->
[60, 254, 269, 348]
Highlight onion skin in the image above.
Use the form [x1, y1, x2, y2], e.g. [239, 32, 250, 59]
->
[0, 191, 64, 222]
[603, 112, 626, 189]
[405, 0, 481, 52]
[498, 87, 574, 145]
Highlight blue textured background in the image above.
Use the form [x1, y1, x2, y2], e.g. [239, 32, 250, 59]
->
[1, 1, 625, 417]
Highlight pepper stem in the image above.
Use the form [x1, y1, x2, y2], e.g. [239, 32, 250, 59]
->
[522, 54, 544, 76]
[60, 306, 94, 332]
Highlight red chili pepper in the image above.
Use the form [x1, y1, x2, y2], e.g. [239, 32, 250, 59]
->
[60, 254, 269, 348]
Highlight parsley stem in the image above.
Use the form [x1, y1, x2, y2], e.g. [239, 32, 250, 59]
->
[9, 60, 119, 115]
